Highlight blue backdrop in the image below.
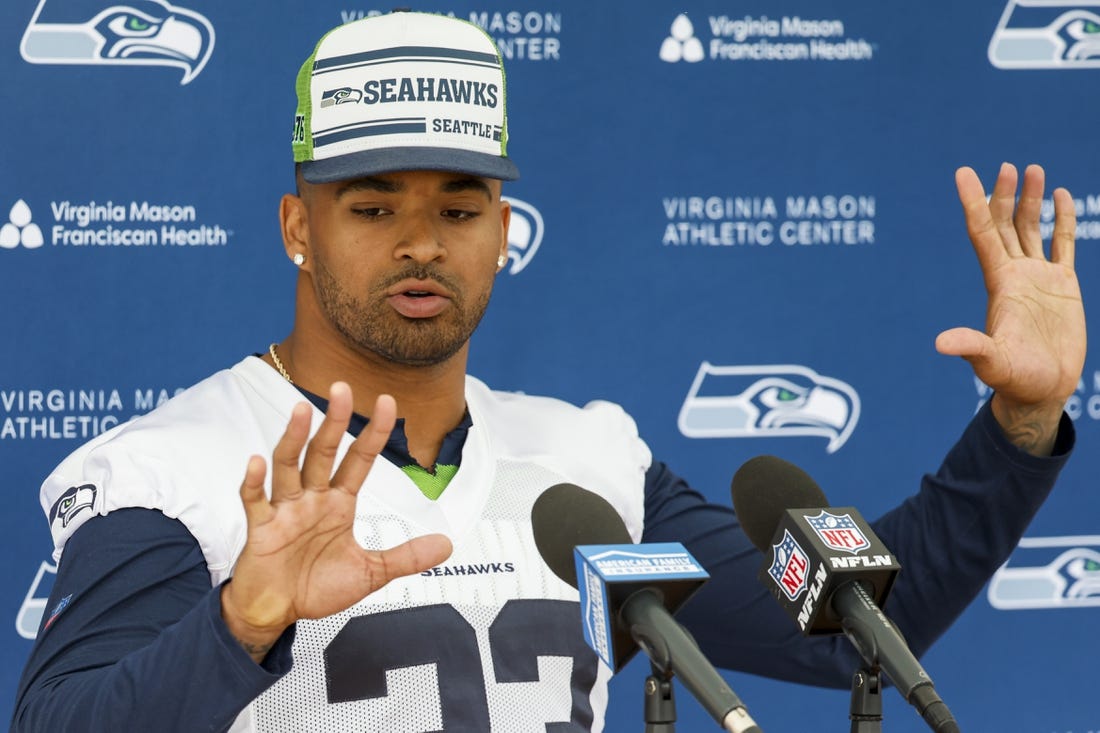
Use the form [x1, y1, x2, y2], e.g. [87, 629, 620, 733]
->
[1, 1, 1097, 731]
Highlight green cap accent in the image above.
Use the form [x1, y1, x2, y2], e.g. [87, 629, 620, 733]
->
[291, 23, 343, 164]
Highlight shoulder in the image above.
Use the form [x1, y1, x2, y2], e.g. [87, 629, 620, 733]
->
[466, 376, 647, 456]
[465, 376, 652, 539]
[41, 356, 300, 579]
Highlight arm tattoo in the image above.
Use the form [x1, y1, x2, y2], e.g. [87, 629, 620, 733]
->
[997, 402, 1059, 456]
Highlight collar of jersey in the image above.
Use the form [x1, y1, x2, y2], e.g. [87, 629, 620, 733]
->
[295, 385, 471, 500]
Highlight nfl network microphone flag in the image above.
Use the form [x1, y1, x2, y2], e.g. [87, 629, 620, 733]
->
[575, 542, 709, 670]
[761, 507, 900, 634]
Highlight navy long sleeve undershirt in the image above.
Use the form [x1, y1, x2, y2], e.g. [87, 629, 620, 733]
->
[11, 401, 1073, 732]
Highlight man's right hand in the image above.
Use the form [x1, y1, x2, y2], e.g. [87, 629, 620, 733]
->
[220, 383, 453, 662]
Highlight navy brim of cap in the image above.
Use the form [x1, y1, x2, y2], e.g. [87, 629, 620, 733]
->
[300, 147, 520, 183]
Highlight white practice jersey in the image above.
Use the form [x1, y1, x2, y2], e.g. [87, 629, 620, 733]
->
[41, 357, 652, 732]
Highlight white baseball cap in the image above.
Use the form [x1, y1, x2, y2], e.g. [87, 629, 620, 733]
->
[292, 11, 519, 183]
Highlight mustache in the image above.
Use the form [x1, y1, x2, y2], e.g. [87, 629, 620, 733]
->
[378, 264, 462, 296]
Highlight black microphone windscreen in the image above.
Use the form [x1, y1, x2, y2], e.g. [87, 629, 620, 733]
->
[731, 455, 829, 552]
[530, 483, 632, 588]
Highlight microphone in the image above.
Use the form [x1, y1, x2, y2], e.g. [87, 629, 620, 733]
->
[731, 456, 960, 733]
[532, 483, 764, 733]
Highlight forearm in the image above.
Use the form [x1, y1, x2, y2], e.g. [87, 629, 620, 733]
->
[644, 400, 1073, 688]
[13, 510, 293, 732]
[643, 461, 865, 687]
[871, 400, 1073, 657]
[13, 588, 290, 733]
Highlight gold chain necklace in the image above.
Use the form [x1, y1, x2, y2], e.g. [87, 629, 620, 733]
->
[268, 343, 294, 384]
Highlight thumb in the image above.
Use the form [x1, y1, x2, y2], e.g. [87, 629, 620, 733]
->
[374, 533, 454, 584]
[935, 326, 990, 359]
[936, 327, 1009, 386]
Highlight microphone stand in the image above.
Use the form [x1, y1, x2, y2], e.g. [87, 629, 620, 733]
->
[626, 590, 763, 732]
[849, 666, 883, 733]
[644, 661, 677, 733]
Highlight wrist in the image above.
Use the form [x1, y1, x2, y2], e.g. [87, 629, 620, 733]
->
[989, 393, 1065, 457]
[220, 582, 292, 663]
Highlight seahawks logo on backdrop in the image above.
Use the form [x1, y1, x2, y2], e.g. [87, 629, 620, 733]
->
[988, 536, 1100, 609]
[15, 561, 58, 639]
[678, 363, 861, 453]
[989, 0, 1100, 69]
[49, 483, 98, 533]
[20, 0, 216, 85]
[501, 196, 543, 275]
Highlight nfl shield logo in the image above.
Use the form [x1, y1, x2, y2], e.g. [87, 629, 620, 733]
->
[805, 510, 870, 554]
[768, 529, 810, 601]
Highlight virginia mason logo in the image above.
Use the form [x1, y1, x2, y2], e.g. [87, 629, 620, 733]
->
[660, 14, 705, 63]
[0, 200, 44, 249]
[659, 11, 875, 63]
[989, 0, 1100, 68]
[20, 0, 216, 84]
[0, 198, 230, 250]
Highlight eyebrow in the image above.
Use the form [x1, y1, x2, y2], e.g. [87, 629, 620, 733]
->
[440, 177, 493, 199]
[334, 177, 400, 198]
[333, 175, 494, 200]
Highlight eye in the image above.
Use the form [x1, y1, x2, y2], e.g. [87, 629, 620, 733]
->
[776, 388, 798, 402]
[351, 207, 390, 219]
[127, 16, 151, 31]
[442, 209, 479, 221]
[60, 497, 74, 511]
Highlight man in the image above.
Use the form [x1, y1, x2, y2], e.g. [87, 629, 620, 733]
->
[12, 11, 1085, 733]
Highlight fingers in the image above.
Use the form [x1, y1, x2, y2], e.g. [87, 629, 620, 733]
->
[1013, 164, 1046, 258]
[300, 382, 354, 489]
[239, 454, 275, 526]
[269, 402, 312, 502]
[332, 394, 397, 495]
[988, 162, 1024, 257]
[1051, 187, 1077, 268]
[957, 163, 1069, 265]
[269, 385, 398, 503]
[956, 166, 1010, 271]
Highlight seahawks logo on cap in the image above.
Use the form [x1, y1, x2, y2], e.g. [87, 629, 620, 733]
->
[320, 87, 364, 107]
[20, 0, 216, 84]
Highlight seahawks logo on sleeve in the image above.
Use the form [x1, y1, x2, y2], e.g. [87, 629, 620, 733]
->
[49, 483, 98, 534]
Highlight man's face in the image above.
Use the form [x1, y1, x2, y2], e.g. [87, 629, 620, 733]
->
[297, 169, 510, 367]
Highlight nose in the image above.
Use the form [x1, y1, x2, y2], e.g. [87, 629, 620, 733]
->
[394, 212, 446, 264]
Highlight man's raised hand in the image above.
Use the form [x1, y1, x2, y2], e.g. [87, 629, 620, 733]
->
[221, 383, 453, 661]
[937, 163, 1085, 455]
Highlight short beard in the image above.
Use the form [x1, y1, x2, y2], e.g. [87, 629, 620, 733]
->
[314, 262, 492, 367]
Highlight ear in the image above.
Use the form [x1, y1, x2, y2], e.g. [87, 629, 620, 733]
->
[280, 193, 311, 271]
[497, 198, 511, 273]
